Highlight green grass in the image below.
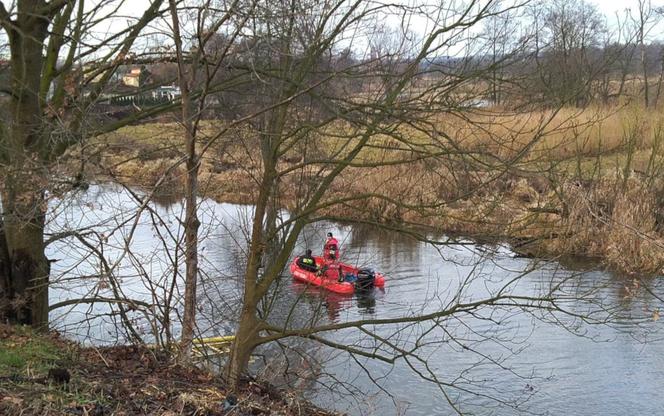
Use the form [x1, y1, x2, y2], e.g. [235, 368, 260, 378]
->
[0, 350, 26, 369]
[0, 326, 66, 376]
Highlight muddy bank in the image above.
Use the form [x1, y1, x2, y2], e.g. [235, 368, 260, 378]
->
[0, 324, 338, 416]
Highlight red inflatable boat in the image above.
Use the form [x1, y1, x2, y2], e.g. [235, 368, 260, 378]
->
[290, 255, 386, 294]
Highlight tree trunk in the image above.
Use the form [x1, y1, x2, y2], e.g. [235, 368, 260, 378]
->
[642, 43, 649, 108]
[0, 6, 51, 328]
[0, 221, 12, 319]
[639, 3, 649, 109]
[1, 186, 50, 327]
[226, 302, 261, 389]
[225, 154, 277, 387]
[654, 56, 664, 107]
[178, 114, 200, 360]
[169, 0, 200, 362]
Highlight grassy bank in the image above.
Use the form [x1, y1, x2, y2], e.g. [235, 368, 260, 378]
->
[69, 105, 664, 276]
[0, 325, 336, 416]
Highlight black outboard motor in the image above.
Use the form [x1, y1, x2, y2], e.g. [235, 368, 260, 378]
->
[355, 268, 376, 290]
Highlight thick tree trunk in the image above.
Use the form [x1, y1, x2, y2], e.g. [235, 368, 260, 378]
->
[225, 153, 277, 387]
[638, 3, 650, 109]
[0, 5, 51, 328]
[642, 43, 649, 108]
[654, 60, 664, 107]
[1, 187, 50, 327]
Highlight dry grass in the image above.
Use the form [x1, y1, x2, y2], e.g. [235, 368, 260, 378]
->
[333, 161, 664, 274]
[539, 179, 664, 275]
[74, 103, 664, 275]
[433, 104, 664, 163]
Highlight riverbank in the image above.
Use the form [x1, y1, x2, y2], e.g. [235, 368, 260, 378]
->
[67, 108, 664, 276]
[0, 324, 338, 416]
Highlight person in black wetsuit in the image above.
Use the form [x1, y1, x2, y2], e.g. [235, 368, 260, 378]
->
[297, 249, 319, 273]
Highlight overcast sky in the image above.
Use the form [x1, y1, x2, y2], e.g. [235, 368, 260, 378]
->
[119, 0, 659, 14]
[112, 0, 664, 31]
[593, 0, 659, 14]
[3, 0, 663, 59]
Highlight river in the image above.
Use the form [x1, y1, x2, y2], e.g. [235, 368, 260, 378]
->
[46, 184, 664, 415]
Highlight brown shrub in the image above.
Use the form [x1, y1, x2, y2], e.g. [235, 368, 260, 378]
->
[605, 184, 664, 274]
[544, 178, 664, 274]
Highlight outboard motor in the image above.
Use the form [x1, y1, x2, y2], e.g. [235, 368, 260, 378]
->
[355, 268, 376, 290]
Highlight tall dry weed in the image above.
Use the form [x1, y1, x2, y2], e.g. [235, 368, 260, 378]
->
[605, 183, 664, 274]
[548, 179, 664, 274]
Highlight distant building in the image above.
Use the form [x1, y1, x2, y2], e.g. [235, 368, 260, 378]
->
[122, 66, 152, 88]
[83, 63, 181, 106]
[152, 85, 181, 101]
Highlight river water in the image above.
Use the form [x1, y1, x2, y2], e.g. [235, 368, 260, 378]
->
[46, 184, 664, 415]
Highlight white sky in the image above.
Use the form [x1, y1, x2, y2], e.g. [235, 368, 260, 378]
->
[113, 0, 664, 34]
[594, 0, 657, 14]
[118, 0, 661, 14]
[2, 0, 663, 60]
[594, 0, 664, 26]
[111, 0, 663, 23]
[64, 0, 664, 62]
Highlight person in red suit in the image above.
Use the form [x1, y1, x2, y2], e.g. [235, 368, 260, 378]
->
[323, 232, 339, 261]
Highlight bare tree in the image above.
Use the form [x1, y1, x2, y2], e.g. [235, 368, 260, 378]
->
[528, 0, 606, 107]
[167, 0, 252, 361]
[481, 2, 520, 105]
[630, 0, 661, 108]
[168, 0, 203, 362]
[0, 0, 169, 327]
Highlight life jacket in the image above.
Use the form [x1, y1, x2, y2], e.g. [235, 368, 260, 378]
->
[297, 255, 318, 271]
[302, 257, 315, 266]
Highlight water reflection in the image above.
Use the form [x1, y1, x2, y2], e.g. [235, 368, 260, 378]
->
[346, 224, 421, 266]
[354, 288, 378, 314]
[290, 282, 381, 321]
